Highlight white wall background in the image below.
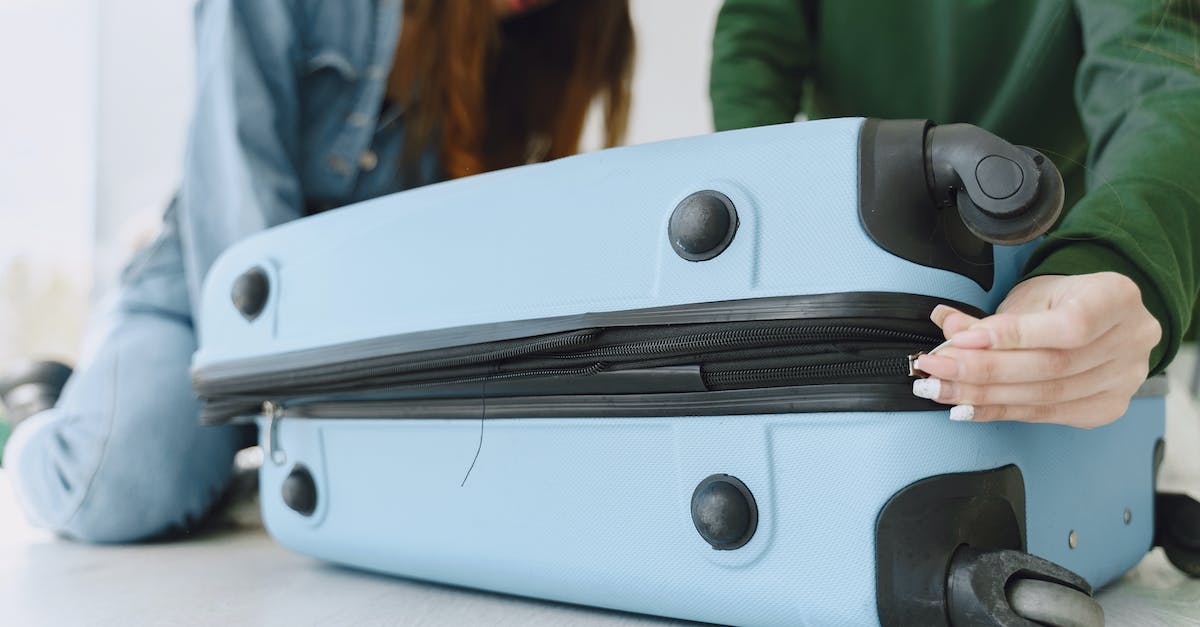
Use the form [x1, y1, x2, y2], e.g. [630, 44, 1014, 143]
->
[0, 0, 722, 365]
[587, 1, 721, 148]
[93, 0, 197, 298]
[0, 0, 98, 363]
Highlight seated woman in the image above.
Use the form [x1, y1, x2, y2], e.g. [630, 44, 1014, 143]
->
[0, 0, 634, 543]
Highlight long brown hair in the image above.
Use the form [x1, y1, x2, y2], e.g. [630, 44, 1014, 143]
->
[388, 0, 635, 179]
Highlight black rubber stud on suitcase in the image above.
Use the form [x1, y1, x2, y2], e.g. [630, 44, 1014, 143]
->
[281, 465, 318, 517]
[231, 266, 270, 321]
[691, 474, 757, 550]
[668, 191, 738, 261]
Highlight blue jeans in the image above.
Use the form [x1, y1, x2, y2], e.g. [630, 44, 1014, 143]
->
[3, 221, 253, 543]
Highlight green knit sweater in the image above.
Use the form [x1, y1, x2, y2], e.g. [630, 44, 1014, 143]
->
[710, 0, 1199, 372]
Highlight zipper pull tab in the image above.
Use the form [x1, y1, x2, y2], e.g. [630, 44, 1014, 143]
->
[908, 353, 929, 378]
[263, 400, 286, 466]
[909, 339, 952, 378]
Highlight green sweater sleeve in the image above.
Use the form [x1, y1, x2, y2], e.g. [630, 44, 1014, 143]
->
[709, 0, 810, 131]
[1025, 0, 1200, 373]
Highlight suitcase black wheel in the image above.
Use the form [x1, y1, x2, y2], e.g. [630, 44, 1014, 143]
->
[1006, 578, 1104, 627]
[859, 120, 1065, 291]
[924, 124, 1064, 246]
[1154, 492, 1200, 577]
[946, 546, 1101, 627]
[875, 466, 1101, 626]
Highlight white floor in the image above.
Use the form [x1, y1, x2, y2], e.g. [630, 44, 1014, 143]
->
[2, 350, 1199, 626]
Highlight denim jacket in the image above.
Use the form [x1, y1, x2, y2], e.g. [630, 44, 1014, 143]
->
[175, 0, 438, 311]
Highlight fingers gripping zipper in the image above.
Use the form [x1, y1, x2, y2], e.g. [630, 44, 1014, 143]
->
[907, 339, 953, 378]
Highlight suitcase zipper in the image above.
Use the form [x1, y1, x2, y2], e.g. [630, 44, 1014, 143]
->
[194, 294, 973, 423]
[199, 323, 941, 421]
[206, 323, 938, 398]
[703, 357, 911, 389]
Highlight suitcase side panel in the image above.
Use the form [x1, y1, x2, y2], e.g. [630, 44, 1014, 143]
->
[259, 406, 1162, 626]
[195, 118, 1033, 368]
[1023, 396, 1164, 585]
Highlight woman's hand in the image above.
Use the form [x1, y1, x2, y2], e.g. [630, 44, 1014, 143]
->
[910, 272, 1161, 428]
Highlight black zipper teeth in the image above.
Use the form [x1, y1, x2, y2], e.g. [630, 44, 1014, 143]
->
[568, 326, 938, 359]
[294, 363, 612, 398]
[201, 329, 599, 395]
[704, 357, 911, 387]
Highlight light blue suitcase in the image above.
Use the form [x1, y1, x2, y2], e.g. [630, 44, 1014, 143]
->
[192, 118, 1174, 626]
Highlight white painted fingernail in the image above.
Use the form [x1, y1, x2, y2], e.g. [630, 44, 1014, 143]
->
[949, 405, 975, 422]
[912, 378, 942, 400]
